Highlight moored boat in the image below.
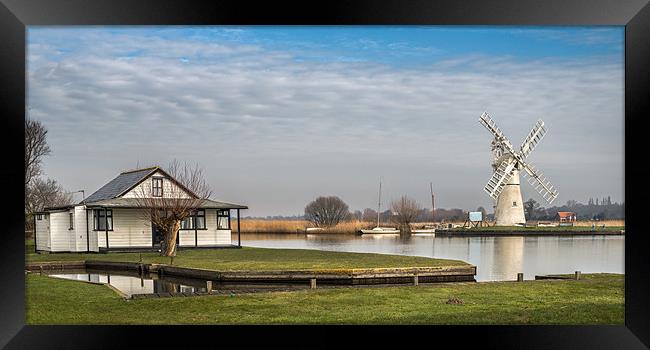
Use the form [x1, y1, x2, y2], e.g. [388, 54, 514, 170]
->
[359, 177, 401, 235]
[360, 227, 400, 234]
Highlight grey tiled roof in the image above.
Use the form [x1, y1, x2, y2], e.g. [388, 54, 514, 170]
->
[82, 167, 159, 203]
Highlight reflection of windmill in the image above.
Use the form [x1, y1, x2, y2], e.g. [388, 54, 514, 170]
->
[479, 112, 558, 226]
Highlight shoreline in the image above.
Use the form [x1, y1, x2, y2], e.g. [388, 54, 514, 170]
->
[235, 229, 625, 236]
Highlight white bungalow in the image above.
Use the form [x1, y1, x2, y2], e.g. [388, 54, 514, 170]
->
[33, 166, 247, 253]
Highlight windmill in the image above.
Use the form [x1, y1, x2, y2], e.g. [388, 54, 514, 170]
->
[479, 112, 559, 226]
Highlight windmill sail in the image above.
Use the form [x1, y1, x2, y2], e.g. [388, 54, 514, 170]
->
[479, 112, 517, 155]
[483, 157, 517, 201]
[520, 119, 547, 158]
[521, 162, 558, 204]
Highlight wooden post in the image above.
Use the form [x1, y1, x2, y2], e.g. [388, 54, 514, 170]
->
[517, 273, 524, 282]
[85, 208, 90, 252]
[310, 278, 317, 289]
[413, 274, 419, 286]
[206, 280, 213, 293]
[104, 208, 109, 250]
[33, 214, 38, 253]
[575, 271, 581, 280]
[237, 209, 241, 247]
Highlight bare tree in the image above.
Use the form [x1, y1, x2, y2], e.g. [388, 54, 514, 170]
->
[26, 178, 73, 213]
[25, 118, 51, 188]
[390, 196, 422, 235]
[304, 196, 350, 228]
[132, 160, 212, 257]
[25, 178, 73, 233]
[361, 208, 378, 223]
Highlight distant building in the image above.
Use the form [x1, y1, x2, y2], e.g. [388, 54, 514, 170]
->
[556, 211, 577, 223]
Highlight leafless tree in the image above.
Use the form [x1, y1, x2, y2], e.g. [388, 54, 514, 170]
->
[26, 178, 73, 213]
[25, 178, 73, 232]
[304, 196, 350, 228]
[25, 118, 51, 188]
[132, 160, 212, 257]
[390, 196, 422, 235]
[361, 208, 378, 223]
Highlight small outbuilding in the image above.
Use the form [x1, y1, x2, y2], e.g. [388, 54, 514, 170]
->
[556, 211, 577, 224]
[33, 166, 247, 253]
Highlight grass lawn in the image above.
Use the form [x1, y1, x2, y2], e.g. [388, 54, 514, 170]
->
[25, 239, 468, 271]
[26, 273, 623, 324]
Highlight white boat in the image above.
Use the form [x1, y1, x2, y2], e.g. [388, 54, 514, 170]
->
[305, 227, 325, 232]
[411, 228, 436, 234]
[360, 227, 400, 234]
[360, 177, 400, 235]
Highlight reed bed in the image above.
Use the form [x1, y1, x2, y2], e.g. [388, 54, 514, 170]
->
[238, 219, 374, 233]
[237, 218, 624, 233]
[572, 219, 624, 227]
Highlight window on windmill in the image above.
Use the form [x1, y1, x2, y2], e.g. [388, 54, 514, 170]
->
[512, 201, 517, 207]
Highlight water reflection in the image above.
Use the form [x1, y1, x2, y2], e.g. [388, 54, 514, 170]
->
[48, 269, 209, 297]
[235, 233, 624, 281]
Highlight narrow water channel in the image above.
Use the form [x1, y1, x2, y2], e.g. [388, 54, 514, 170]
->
[46, 269, 310, 297]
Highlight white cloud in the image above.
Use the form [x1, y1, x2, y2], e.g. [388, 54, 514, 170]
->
[28, 29, 624, 216]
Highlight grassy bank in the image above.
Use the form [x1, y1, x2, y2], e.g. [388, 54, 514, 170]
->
[26, 273, 623, 324]
[26, 243, 468, 271]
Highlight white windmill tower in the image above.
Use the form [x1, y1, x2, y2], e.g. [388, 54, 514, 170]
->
[479, 112, 559, 226]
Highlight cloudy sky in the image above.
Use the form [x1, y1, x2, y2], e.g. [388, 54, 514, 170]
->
[27, 26, 624, 216]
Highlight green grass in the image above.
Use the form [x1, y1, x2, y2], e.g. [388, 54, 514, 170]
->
[26, 243, 467, 271]
[450, 226, 625, 232]
[26, 273, 623, 324]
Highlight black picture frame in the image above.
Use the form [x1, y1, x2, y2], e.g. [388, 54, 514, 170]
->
[1, 0, 648, 348]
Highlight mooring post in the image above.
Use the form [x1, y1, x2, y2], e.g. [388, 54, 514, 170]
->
[413, 274, 419, 286]
[517, 273, 524, 282]
[206, 280, 213, 293]
[575, 271, 581, 280]
[310, 278, 317, 289]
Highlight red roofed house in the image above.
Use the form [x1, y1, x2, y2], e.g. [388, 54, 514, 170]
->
[556, 211, 577, 224]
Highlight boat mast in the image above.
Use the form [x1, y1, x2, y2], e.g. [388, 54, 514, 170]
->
[430, 182, 435, 223]
[377, 177, 382, 227]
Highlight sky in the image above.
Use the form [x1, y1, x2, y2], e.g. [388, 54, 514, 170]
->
[27, 26, 625, 217]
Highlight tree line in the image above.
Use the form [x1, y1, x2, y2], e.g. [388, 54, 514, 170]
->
[523, 197, 624, 221]
[297, 195, 624, 232]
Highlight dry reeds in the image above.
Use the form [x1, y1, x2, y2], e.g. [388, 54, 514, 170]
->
[573, 219, 624, 227]
[238, 219, 374, 234]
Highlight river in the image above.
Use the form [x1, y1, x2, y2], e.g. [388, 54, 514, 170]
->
[233, 233, 624, 281]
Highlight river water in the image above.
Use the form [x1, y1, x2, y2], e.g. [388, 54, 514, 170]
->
[234, 233, 624, 281]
